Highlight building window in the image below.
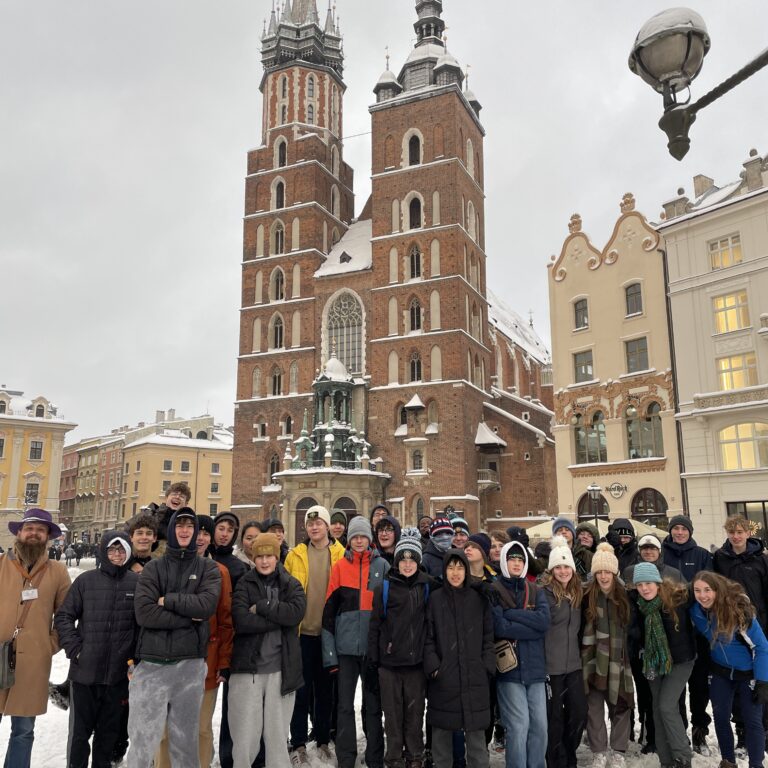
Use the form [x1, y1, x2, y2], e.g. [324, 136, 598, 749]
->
[307, 75, 315, 98]
[162, 480, 170, 493]
[209, 503, 218, 515]
[0, 437, 4, 458]
[163, 460, 172, 471]
[307, 104, 314, 124]
[283, 415, 293, 434]
[574, 298, 588, 329]
[180, 460, 190, 473]
[409, 246, 421, 279]
[625, 337, 649, 373]
[720, 422, 768, 470]
[399, 406, 408, 426]
[574, 350, 593, 383]
[626, 402, 664, 458]
[412, 449, 424, 470]
[410, 352, 422, 382]
[273, 222, 285, 255]
[277, 141, 287, 167]
[35, 405, 44, 418]
[136, 461, 141, 472]
[409, 299, 421, 331]
[631, 488, 669, 526]
[625, 283, 643, 315]
[272, 316, 284, 348]
[133, 480, 139, 492]
[0, 401, 6, 413]
[211, 462, 220, 474]
[713, 290, 750, 334]
[25, 482, 39, 505]
[409, 198, 422, 229]
[256, 419, 267, 437]
[29, 440, 43, 461]
[574, 411, 607, 464]
[271, 269, 285, 301]
[408, 135, 421, 166]
[269, 454, 281, 480]
[577, 492, 610, 521]
[709, 233, 742, 270]
[275, 181, 285, 209]
[272, 369, 283, 396]
[717, 352, 757, 391]
[326, 291, 364, 375]
[280, 105, 288, 124]
[211, 482, 219, 494]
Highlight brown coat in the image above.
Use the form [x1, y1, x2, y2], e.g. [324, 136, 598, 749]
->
[205, 561, 233, 690]
[0, 549, 71, 716]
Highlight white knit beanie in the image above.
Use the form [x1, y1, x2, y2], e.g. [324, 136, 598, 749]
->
[547, 535, 576, 571]
[590, 542, 619, 575]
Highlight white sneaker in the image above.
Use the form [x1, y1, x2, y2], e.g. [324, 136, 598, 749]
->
[591, 752, 608, 768]
[609, 752, 625, 768]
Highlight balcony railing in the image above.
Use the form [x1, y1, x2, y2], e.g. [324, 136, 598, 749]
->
[477, 468, 499, 488]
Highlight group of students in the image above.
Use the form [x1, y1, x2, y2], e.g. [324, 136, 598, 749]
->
[49, 481, 768, 768]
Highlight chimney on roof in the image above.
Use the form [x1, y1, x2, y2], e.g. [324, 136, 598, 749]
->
[167, 408, 176, 421]
[662, 188, 691, 221]
[155, 410, 165, 423]
[693, 174, 715, 198]
[138, 422, 145, 428]
[742, 148, 765, 192]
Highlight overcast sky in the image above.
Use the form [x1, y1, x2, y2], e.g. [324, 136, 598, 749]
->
[2, 1, 765, 443]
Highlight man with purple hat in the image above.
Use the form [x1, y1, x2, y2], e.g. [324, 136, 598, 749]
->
[0, 508, 71, 766]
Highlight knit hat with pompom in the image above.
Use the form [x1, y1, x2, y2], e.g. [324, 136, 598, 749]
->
[590, 542, 619, 575]
[547, 534, 576, 571]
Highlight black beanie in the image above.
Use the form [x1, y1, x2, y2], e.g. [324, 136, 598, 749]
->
[668, 514, 693, 534]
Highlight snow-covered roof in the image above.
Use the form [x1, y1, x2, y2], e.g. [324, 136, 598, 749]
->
[404, 394, 425, 410]
[491, 386, 554, 417]
[314, 219, 373, 277]
[402, 42, 444, 67]
[475, 421, 507, 448]
[318, 353, 351, 382]
[125, 432, 232, 451]
[487, 289, 551, 364]
[483, 402, 554, 444]
[657, 184, 768, 229]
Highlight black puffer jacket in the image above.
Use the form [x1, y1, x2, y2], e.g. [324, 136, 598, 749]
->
[714, 538, 768, 631]
[423, 550, 495, 732]
[211, 544, 249, 590]
[134, 512, 222, 663]
[368, 569, 435, 668]
[230, 563, 305, 695]
[628, 590, 696, 665]
[662, 536, 713, 582]
[54, 531, 139, 686]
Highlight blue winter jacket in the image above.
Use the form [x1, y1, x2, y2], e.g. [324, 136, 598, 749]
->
[662, 536, 712, 582]
[491, 575, 550, 685]
[690, 603, 768, 681]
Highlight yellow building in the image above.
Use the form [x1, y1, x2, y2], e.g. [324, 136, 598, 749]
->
[119, 428, 233, 522]
[547, 195, 683, 528]
[0, 388, 76, 549]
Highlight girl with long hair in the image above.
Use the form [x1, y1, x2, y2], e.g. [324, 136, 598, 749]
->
[542, 536, 586, 768]
[629, 563, 695, 768]
[690, 571, 768, 768]
[581, 543, 633, 768]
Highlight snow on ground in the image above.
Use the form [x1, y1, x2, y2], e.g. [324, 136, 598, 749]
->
[0, 564, 740, 767]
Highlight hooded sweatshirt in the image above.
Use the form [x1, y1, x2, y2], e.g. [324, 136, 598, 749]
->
[714, 537, 768, 631]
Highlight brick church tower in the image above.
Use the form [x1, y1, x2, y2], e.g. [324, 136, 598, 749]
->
[232, 1, 557, 542]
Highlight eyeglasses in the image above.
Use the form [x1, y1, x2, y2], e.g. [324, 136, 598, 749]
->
[378, 525, 395, 534]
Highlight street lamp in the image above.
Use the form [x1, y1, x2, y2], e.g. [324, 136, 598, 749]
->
[587, 482, 602, 526]
[628, 8, 768, 160]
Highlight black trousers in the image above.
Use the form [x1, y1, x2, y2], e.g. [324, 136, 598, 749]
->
[336, 655, 384, 768]
[547, 670, 587, 768]
[290, 634, 333, 749]
[379, 665, 426, 764]
[67, 680, 128, 768]
[630, 655, 655, 744]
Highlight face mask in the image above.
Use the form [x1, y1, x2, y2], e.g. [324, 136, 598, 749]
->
[432, 532, 453, 552]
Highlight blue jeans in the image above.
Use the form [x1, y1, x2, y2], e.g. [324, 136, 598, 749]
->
[496, 681, 547, 768]
[1, 716, 36, 768]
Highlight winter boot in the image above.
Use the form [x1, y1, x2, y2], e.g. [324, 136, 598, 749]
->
[717, 761, 736, 768]
[591, 753, 607, 768]
[691, 727, 711, 757]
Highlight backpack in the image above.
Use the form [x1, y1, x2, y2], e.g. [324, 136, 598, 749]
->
[381, 578, 429, 618]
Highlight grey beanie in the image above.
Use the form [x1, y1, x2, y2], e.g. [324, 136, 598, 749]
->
[346, 515, 372, 543]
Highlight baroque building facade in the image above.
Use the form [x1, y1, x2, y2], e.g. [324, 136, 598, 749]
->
[548, 195, 683, 529]
[660, 148, 768, 546]
[232, 0, 556, 544]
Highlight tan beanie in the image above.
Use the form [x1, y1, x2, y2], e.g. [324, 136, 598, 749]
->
[590, 542, 619, 575]
[251, 532, 281, 558]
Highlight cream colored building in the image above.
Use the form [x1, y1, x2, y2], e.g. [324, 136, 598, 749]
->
[547, 194, 683, 528]
[659, 149, 768, 547]
[119, 428, 233, 522]
[0, 389, 76, 549]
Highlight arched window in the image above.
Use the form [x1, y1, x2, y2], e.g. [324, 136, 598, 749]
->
[388, 350, 399, 384]
[331, 186, 340, 218]
[196, 430, 207, 440]
[270, 268, 285, 301]
[398, 405, 408, 426]
[626, 402, 664, 458]
[626, 283, 643, 315]
[289, 361, 299, 393]
[307, 75, 315, 98]
[280, 75, 288, 99]
[251, 367, 262, 398]
[272, 368, 283, 396]
[415, 496, 425, 519]
[719, 423, 768, 470]
[427, 400, 439, 424]
[577, 493, 610, 522]
[409, 299, 421, 332]
[331, 145, 340, 177]
[275, 181, 285, 209]
[307, 104, 314, 124]
[574, 411, 607, 464]
[466, 138, 475, 178]
[277, 140, 287, 168]
[631, 488, 669, 526]
[281, 105, 288, 124]
[467, 200, 476, 240]
[282, 415, 293, 435]
[269, 454, 281, 480]
[409, 135, 421, 166]
[272, 222, 285, 255]
[409, 198, 422, 229]
[326, 292, 364, 375]
[331, 228, 340, 245]
[409, 245, 422, 279]
[271, 315, 284, 348]
[410, 352, 422, 382]
[35, 405, 44, 418]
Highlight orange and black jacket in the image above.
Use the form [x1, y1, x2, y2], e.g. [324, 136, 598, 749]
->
[321, 546, 388, 666]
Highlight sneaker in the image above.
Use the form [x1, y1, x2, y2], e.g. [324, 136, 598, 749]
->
[290, 747, 310, 767]
[608, 752, 625, 768]
[691, 727, 711, 757]
[317, 744, 335, 764]
[490, 737, 505, 754]
[591, 753, 607, 768]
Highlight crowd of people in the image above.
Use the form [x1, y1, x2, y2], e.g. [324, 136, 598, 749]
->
[1, 480, 767, 768]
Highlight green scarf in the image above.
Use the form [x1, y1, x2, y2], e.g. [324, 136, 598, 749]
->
[637, 595, 672, 679]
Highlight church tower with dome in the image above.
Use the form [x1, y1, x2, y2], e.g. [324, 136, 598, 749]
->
[232, 0, 557, 542]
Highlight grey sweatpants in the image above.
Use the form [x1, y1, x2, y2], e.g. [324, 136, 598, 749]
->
[126, 658, 206, 768]
[648, 660, 694, 765]
[228, 671, 295, 768]
[432, 728, 488, 768]
[586, 687, 631, 754]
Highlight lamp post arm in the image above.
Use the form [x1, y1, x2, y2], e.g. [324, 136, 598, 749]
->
[691, 45, 768, 114]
